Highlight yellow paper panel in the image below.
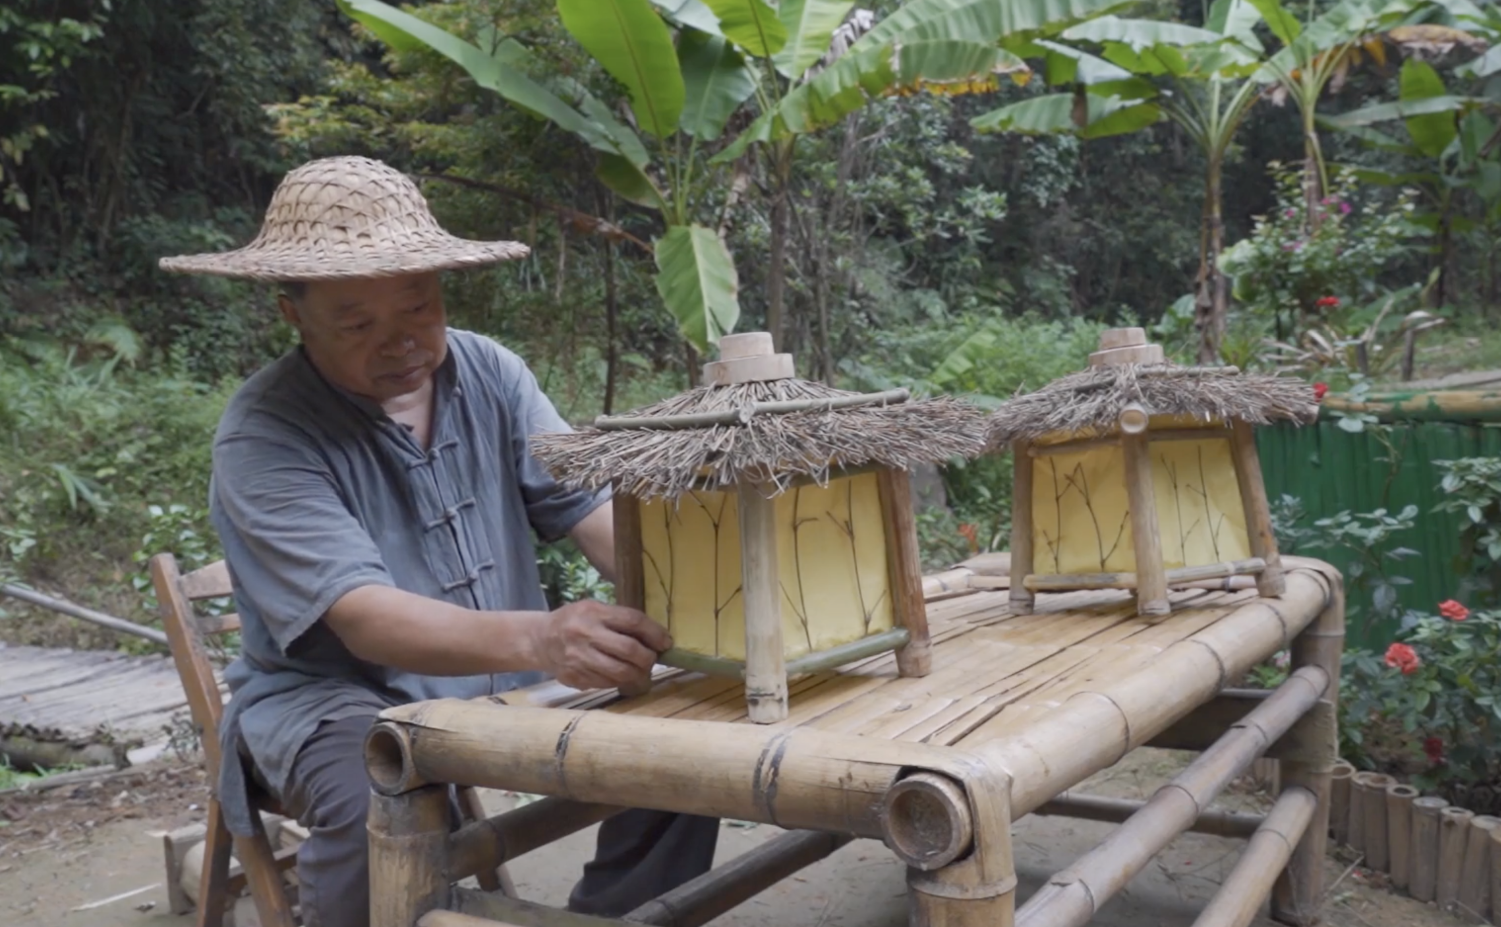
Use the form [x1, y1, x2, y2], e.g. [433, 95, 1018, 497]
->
[1029, 437, 1251, 575]
[1150, 439, 1251, 569]
[638, 474, 894, 662]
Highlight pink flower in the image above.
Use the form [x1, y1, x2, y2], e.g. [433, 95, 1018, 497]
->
[1438, 600, 1469, 621]
[1384, 642, 1421, 675]
[1285, 208, 1296, 218]
[1316, 296, 1340, 309]
[1340, 201, 1352, 215]
[1313, 382, 1329, 401]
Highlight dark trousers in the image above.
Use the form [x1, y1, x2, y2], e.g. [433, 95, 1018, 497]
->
[279, 715, 720, 927]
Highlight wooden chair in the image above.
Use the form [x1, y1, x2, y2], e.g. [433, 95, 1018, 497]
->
[150, 554, 515, 927]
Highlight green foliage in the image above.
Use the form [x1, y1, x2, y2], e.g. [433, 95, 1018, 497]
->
[537, 541, 614, 609]
[654, 225, 741, 350]
[1433, 457, 1501, 606]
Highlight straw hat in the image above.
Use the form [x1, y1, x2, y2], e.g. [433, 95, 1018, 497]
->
[158, 156, 529, 281]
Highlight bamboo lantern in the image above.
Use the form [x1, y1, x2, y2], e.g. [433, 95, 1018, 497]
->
[987, 328, 1318, 616]
[531, 333, 988, 723]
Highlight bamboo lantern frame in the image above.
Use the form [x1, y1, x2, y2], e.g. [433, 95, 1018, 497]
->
[997, 328, 1317, 617]
[362, 560, 1345, 927]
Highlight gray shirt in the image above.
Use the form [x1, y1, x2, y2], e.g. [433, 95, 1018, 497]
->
[208, 328, 605, 836]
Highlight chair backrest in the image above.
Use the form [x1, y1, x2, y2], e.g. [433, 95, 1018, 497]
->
[150, 554, 239, 775]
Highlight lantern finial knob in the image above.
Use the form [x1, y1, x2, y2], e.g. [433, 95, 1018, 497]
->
[703, 331, 796, 385]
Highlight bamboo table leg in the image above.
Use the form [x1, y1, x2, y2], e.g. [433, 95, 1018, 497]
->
[1271, 574, 1343, 926]
[905, 771, 1016, 927]
[371, 785, 452, 927]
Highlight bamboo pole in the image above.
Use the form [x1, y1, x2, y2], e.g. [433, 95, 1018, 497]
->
[877, 468, 931, 677]
[1230, 419, 1286, 598]
[1411, 796, 1447, 902]
[882, 772, 975, 871]
[1329, 761, 1354, 846]
[907, 767, 1016, 927]
[1025, 571, 1136, 591]
[625, 830, 853, 927]
[785, 629, 910, 676]
[1121, 430, 1168, 615]
[1032, 792, 1263, 838]
[612, 493, 653, 700]
[448, 798, 623, 882]
[593, 389, 911, 430]
[738, 483, 787, 724]
[1190, 787, 1317, 927]
[1439, 806, 1475, 911]
[1358, 773, 1394, 873]
[1347, 773, 1367, 856]
[1009, 441, 1035, 615]
[0, 583, 170, 646]
[656, 649, 745, 679]
[1271, 575, 1342, 927]
[1014, 666, 1328, 927]
[1459, 815, 1498, 920]
[1386, 783, 1417, 893]
[369, 786, 451, 927]
[372, 699, 966, 850]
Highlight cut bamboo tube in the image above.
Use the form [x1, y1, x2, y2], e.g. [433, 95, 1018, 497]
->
[738, 483, 787, 724]
[1190, 787, 1317, 927]
[448, 797, 623, 882]
[371, 700, 964, 849]
[626, 829, 852, 927]
[370, 785, 451, 927]
[612, 494, 653, 699]
[1386, 783, 1417, 893]
[1329, 761, 1354, 845]
[1033, 792, 1262, 838]
[1347, 772, 1367, 855]
[1014, 666, 1328, 927]
[1490, 825, 1501, 925]
[1009, 441, 1035, 615]
[1460, 815, 1498, 921]
[878, 469, 932, 677]
[1359, 773, 1394, 873]
[1271, 576, 1342, 927]
[1122, 430, 1168, 615]
[882, 772, 974, 871]
[1412, 796, 1447, 902]
[1438, 806, 1475, 911]
[1229, 419, 1285, 597]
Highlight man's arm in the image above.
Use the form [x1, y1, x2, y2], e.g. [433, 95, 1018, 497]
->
[323, 584, 666, 690]
[568, 500, 617, 584]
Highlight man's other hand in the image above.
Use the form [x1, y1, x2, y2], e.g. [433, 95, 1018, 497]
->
[531, 601, 671, 690]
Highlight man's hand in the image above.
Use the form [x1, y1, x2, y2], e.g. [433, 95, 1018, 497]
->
[529, 600, 671, 690]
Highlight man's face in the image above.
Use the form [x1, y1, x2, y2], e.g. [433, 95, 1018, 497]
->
[280, 273, 447, 403]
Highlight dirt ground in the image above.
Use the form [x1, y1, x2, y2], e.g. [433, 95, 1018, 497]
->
[0, 749, 1471, 927]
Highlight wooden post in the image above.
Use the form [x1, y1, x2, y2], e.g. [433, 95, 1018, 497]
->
[1270, 575, 1342, 926]
[738, 482, 788, 723]
[1009, 441, 1035, 615]
[1329, 761, 1354, 845]
[1229, 419, 1286, 598]
[1439, 806, 1476, 911]
[612, 493, 654, 700]
[369, 785, 452, 927]
[1459, 815, 1498, 920]
[1386, 783, 1417, 893]
[1359, 773, 1393, 873]
[1121, 431, 1168, 616]
[879, 468, 932, 677]
[1412, 796, 1447, 902]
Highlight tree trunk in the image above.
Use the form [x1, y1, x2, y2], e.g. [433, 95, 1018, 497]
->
[1303, 119, 1324, 233]
[685, 342, 701, 388]
[1194, 162, 1227, 364]
[766, 140, 794, 352]
[603, 238, 619, 415]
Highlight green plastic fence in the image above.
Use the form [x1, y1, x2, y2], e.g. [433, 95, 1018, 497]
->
[1256, 412, 1501, 649]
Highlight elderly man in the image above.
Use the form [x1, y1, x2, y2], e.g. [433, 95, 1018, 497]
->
[160, 156, 719, 927]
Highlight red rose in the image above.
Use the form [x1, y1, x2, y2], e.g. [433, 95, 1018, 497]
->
[1438, 600, 1469, 621]
[1384, 642, 1421, 675]
[1313, 383, 1329, 401]
[1316, 296, 1340, 308]
[1424, 736, 1445, 763]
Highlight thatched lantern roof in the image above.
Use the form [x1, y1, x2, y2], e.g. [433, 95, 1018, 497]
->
[985, 332, 1319, 450]
[533, 332, 989, 501]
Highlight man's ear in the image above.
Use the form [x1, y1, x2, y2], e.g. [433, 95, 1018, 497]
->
[277, 293, 301, 328]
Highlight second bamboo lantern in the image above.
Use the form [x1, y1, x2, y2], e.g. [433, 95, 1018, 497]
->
[533, 332, 988, 722]
[988, 327, 1318, 616]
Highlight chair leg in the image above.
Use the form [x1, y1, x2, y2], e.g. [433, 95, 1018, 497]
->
[196, 801, 235, 927]
[236, 820, 299, 927]
[458, 786, 517, 898]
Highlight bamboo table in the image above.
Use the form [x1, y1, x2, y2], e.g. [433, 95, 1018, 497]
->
[365, 557, 1344, 927]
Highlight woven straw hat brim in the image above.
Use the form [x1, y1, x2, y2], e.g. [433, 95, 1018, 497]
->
[158, 231, 530, 282]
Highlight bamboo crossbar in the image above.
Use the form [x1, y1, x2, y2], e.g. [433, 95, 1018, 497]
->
[1014, 666, 1329, 927]
[624, 829, 853, 926]
[655, 648, 745, 679]
[1029, 426, 1233, 458]
[369, 700, 968, 847]
[1032, 792, 1263, 839]
[447, 797, 624, 882]
[785, 629, 910, 676]
[1023, 559, 1266, 592]
[593, 389, 910, 430]
[1190, 787, 1318, 927]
